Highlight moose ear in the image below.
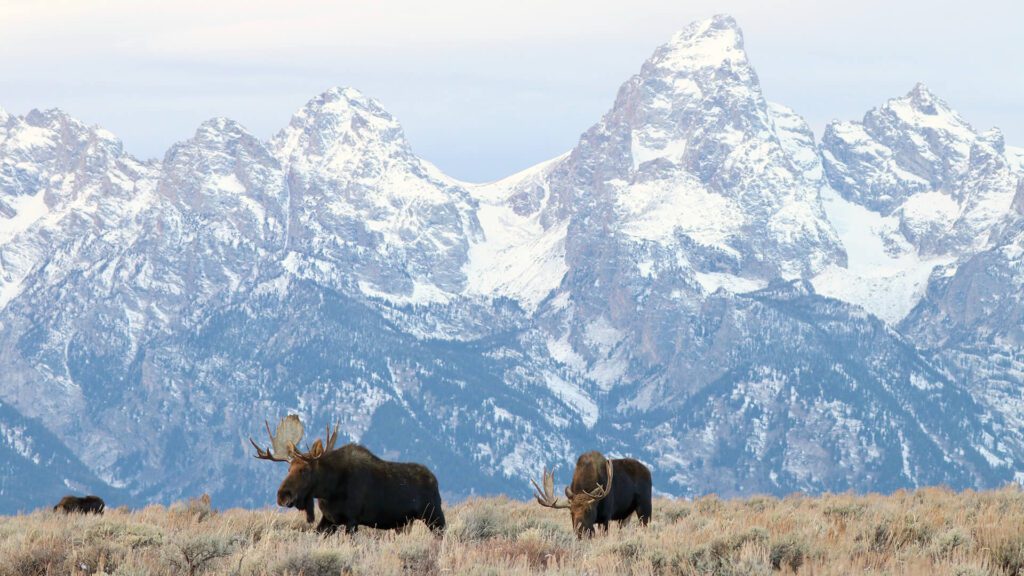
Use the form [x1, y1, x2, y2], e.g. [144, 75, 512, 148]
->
[310, 439, 324, 458]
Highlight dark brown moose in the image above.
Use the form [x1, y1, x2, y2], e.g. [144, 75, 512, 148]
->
[532, 450, 652, 538]
[250, 415, 445, 535]
[53, 495, 105, 514]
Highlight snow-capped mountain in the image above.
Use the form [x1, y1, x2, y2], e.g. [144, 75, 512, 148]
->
[0, 15, 1022, 512]
[271, 87, 481, 308]
[815, 84, 1021, 323]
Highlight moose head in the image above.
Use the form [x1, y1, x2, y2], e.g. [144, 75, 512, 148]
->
[532, 459, 613, 538]
[249, 415, 339, 522]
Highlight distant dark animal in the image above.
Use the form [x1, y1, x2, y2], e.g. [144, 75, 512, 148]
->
[532, 450, 652, 538]
[53, 495, 105, 514]
[251, 416, 445, 535]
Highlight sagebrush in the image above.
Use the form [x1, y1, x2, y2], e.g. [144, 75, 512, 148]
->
[3, 486, 1024, 574]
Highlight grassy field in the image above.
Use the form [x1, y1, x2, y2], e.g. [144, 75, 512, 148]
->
[4, 487, 1024, 575]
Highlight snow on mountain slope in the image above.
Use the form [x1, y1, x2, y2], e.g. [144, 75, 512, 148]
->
[463, 154, 570, 311]
[0, 109, 157, 309]
[1008, 146, 1024, 173]
[572, 14, 842, 282]
[271, 87, 481, 307]
[470, 15, 843, 322]
[816, 85, 1023, 323]
[812, 188, 954, 323]
[822, 84, 1019, 258]
[495, 15, 849, 411]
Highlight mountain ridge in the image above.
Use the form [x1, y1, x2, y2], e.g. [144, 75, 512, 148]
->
[1, 14, 1022, 512]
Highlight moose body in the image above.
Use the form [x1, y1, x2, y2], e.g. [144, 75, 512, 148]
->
[534, 451, 652, 538]
[302, 445, 445, 534]
[53, 495, 105, 514]
[251, 417, 445, 535]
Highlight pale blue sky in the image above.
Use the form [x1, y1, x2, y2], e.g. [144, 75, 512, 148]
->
[1, 0, 1021, 182]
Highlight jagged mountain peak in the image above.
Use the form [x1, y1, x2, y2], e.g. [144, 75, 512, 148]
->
[24, 107, 85, 129]
[193, 116, 253, 141]
[877, 83, 974, 142]
[819, 81, 1011, 220]
[159, 116, 286, 238]
[272, 86, 410, 169]
[815, 83, 1021, 323]
[174, 117, 278, 172]
[318, 85, 380, 109]
[564, 14, 838, 278]
[636, 14, 760, 119]
[301, 86, 401, 136]
[167, 117, 277, 177]
[1, 107, 125, 159]
[266, 86, 481, 312]
[659, 14, 748, 71]
[906, 82, 941, 113]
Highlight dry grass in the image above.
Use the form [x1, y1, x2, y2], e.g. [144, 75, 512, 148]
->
[4, 486, 1024, 574]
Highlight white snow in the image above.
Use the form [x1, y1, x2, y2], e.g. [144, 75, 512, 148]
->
[546, 334, 587, 372]
[769, 102, 823, 181]
[660, 16, 747, 71]
[978, 446, 1008, 468]
[909, 372, 943, 391]
[1007, 146, 1024, 173]
[0, 190, 54, 308]
[887, 86, 975, 152]
[589, 353, 629, 391]
[542, 371, 598, 428]
[9, 125, 54, 151]
[253, 274, 291, 299]
[209, 173, 246, 195]
[358, 279, 452, 307]
[463, 155, 569, 311]
[0, 190, 49, 246]
[615, 175, 743, 252]
[0, 422, 40, 465]
[584, 316, 623, 353]
[812, 187, 954, 324]
[694, 271, 766, 294]
[900, 191, 959, 229]
[631, 130, 687, 171]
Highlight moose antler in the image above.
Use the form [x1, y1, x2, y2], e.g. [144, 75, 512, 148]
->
[324, 423, 340, 452]
[576, 460, 614, 503]
[250, 415, 305, 462]
[531, 468, 571, 509]
[290, 422, 341, 462]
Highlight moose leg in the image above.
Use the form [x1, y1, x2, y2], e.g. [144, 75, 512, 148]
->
[345, 522, 359, 535]
[316, 517, 340, 535]
[423, 502, 446, 535]
[637, 498, 652, 527]
[299, 494, 316, 524]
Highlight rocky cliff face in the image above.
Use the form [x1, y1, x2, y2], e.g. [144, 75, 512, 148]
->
[0, 15, 1021, 512]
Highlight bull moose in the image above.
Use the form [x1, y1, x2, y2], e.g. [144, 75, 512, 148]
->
[53, 495, 105, 514]
[532, 450, 652, 538]
[250, 415, 446, 535]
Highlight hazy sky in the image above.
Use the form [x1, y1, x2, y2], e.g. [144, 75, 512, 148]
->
[2, 0, 1021, 182]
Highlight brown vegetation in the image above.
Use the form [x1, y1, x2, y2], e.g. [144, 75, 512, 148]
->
[4, 486, 1024, 574]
